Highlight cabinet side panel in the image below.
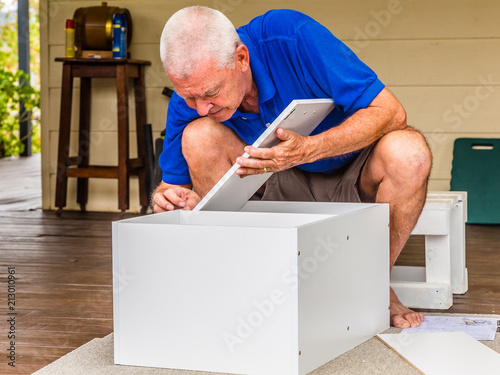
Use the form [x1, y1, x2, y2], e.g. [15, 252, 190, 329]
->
[297, 204, 390, 374]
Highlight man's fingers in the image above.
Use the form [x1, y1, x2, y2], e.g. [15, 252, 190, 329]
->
[153, 191, 173, 211]
[276, 127, 293, 140]
[162, 186, 201, 210]
[151, 182, 199, 213]
[153, 203, 167, 213]
[164, 188, 186, 209]
[235, 166, 270, 177]
[243, 145, 272, 160]
[236, 154, 267, 169]
[185, 194, 201, 210]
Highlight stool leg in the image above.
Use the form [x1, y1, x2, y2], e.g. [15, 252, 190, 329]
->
[425, 234, 452, 284]
[133, 65, 150, 214]
[77, 77, 91, 212]
[450, 201, 468, 294]
[55, 63, 73, 216]
[116, 64, 130, 212]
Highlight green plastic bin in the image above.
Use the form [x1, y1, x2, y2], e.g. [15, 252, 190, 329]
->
[450, 138, 500, 224]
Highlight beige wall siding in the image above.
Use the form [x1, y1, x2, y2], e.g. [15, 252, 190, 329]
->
[40, 0, 500, 211]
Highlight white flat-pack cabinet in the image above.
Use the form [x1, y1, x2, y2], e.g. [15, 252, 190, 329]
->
[113, 202, 389, 375]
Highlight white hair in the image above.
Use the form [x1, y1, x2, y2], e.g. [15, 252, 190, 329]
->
[160, 6, 242, 78]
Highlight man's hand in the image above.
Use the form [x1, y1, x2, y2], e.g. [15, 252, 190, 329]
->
[152, 181, 201, 212]
[235, 128, 311, 177]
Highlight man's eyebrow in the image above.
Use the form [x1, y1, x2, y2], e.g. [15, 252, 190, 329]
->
[203, 82, 224, 96]
[179, 80, 225, 100]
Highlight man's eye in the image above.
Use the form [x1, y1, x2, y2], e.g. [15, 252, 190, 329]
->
[206, 91, 219, 98]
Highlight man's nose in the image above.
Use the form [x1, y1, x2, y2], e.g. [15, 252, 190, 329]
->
[195, 99, 213, 116]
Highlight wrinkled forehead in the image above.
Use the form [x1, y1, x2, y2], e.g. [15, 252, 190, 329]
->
[169, 60, 231, 99]
[166, 54, 221, 82]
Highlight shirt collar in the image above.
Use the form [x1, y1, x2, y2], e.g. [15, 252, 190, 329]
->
[238, 33, 276, 104]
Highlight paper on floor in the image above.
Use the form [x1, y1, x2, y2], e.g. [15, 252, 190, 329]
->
[404, 315, 498, 341]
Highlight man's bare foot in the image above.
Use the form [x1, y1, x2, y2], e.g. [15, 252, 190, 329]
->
[390, 287, 424, 328]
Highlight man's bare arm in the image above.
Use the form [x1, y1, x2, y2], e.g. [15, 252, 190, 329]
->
[305, 87, 407, 161]
[152, 181, 201, 212]
[236, 88, 407, 175]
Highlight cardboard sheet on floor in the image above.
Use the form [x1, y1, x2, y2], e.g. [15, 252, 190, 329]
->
[194, 99, 335, 212]
[377, 332, 500, 375]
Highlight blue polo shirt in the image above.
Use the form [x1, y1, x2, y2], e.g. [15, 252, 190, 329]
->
[160, 9, 385, 185]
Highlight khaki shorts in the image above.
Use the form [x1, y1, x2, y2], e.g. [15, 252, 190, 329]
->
[257, 144, 376, 203]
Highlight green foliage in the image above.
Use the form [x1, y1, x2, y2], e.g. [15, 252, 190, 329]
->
[0, 0, 41, 157]
[0, 67, 39, 157]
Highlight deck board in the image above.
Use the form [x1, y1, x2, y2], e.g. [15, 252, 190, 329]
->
[0, 154, 42, 212]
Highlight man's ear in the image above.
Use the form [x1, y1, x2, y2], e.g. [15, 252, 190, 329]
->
[235, 44, 250, 72]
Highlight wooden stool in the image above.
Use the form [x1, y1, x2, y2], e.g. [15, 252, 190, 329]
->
[54, 58, 152, 215]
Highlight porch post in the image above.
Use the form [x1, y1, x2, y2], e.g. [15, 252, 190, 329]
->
[18, 0, 32, 156]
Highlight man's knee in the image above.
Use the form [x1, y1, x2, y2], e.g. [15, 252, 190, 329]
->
[182, 117, 220, 153]
[378, 128, 432, 183]
[181, 117, 245, 166]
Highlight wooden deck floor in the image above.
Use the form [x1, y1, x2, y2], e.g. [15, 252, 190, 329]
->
[0, 155, 499, 374]
[0, 154, 42, 212]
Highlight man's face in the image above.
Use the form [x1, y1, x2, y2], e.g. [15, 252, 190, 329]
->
[169, 48, 249, 122]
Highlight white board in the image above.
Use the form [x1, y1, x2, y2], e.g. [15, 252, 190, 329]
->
[378, 332, 500, 375]
[194, 99, 335, 212]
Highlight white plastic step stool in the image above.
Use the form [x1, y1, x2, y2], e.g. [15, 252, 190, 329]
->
[391, 191, 468, 309]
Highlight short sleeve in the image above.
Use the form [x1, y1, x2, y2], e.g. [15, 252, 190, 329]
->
[159, 93, 200, 185]
[293, 18, 384, 113]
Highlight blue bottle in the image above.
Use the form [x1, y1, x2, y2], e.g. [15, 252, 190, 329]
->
[112, 13, 127, 59]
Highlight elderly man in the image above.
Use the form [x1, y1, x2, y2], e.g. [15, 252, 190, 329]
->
[153, 6, 432, 329]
